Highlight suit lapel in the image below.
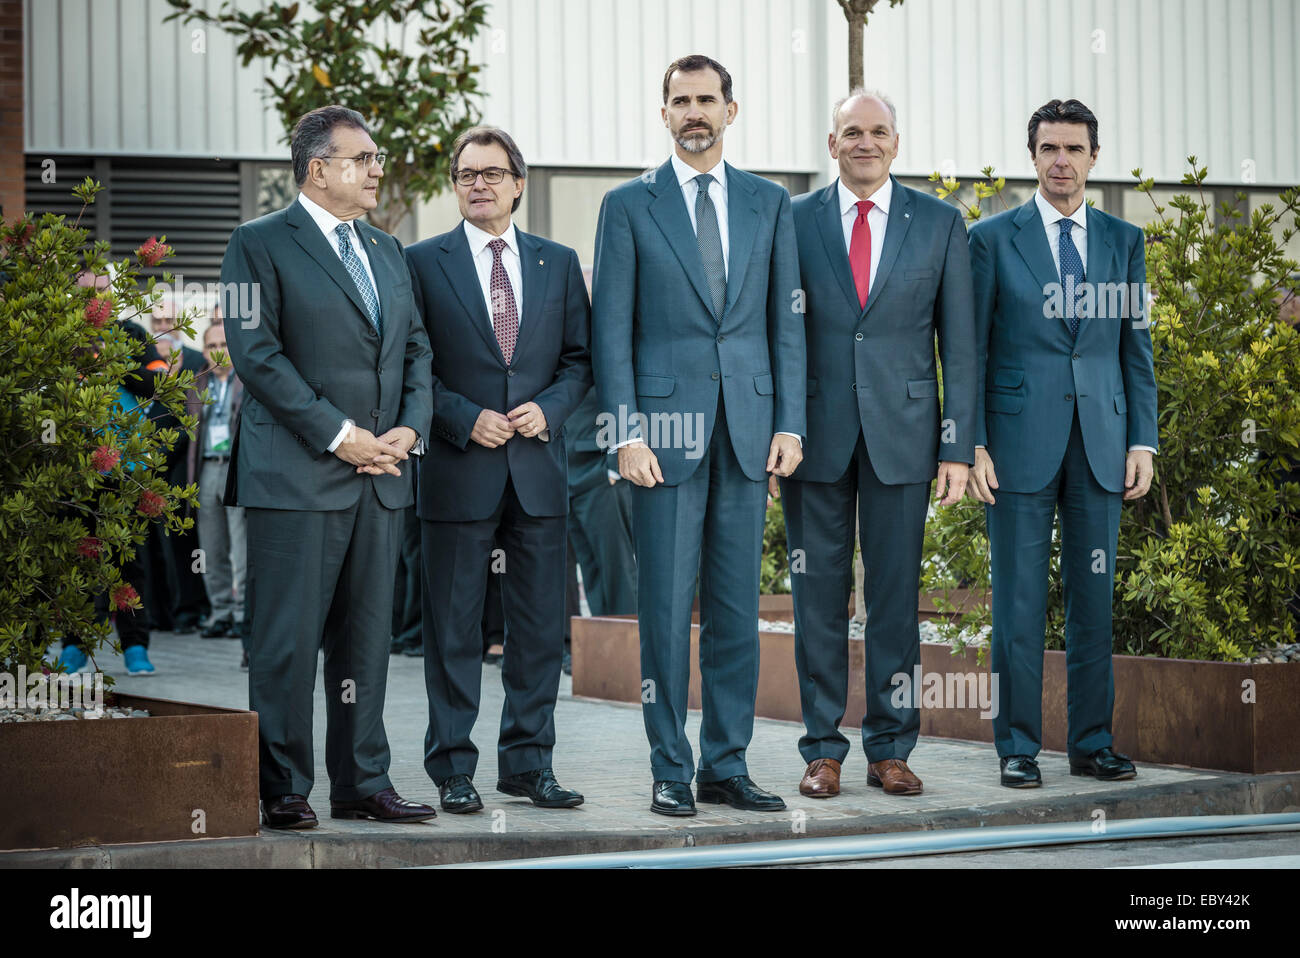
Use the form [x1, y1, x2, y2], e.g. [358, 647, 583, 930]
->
[513, 229, 549, 361]
[722, 163, 759, 319]
[439, 224, 507, 368]
[286, 200, 374, 329]
[816, 181, 861, 315]
[355, 220, 392, 342]
[647, 158, 717, 318]
[1079, 204, 1114, 341]
[1012, 199, 1064, 327]
[861, 177, 912, 322]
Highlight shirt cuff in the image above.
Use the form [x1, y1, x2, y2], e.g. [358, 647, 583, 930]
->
[539, 429, 550, 443]
[327, 419, 353, 453]
[1129, 445, 1157, 454]
[411, 434, 426, 456]
[613, 437, 645, 450]
[776, 431, 803, 448]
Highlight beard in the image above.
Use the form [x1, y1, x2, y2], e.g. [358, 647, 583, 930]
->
[675, 124, 718, 154]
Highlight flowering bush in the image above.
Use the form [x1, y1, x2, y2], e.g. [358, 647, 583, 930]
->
[0, 179, 198, 674]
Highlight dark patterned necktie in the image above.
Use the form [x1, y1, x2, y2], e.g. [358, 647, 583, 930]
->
[489, 238, 518, 364]
[694, 173, 726, 320]
[335, 222, 381, 335]
[1058, 219, 1086, 338]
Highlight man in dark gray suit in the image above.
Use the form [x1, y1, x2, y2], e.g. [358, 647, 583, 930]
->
[405, 126, 591, 814]
[222, 105, 436, 829]
[782, 91, 976, 800]
[592, 55, 805, 816]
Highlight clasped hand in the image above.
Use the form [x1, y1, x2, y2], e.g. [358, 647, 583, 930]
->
[335, 425, 416, 477]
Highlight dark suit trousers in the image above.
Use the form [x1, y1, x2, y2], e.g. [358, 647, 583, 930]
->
[420, 475, 566, 784]
[391, 506, 422, 649]
[245, 482, 401, 802]
[631, 400, 767, 783]
[987, 411, 1122, 760]
[782, 434, 929, 765]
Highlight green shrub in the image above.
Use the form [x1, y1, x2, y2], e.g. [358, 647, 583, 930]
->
[0, 180, 197, 674]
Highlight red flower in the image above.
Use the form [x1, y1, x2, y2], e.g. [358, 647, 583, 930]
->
[137, 490, 166, 517]
[135, 236, 171, 268]
[90, 445, 120, 472]
[9, 218, 35, 248]
[85, 295, 113, 328]
[76, 536, 102, 559]
[111, 583, 140, 610]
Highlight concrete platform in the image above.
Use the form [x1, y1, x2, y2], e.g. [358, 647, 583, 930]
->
[5, 631, 1298, 868]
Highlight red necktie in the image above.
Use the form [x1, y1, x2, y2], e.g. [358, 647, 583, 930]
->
[849, 199, 875, 309]
[488, 238, 518, 364]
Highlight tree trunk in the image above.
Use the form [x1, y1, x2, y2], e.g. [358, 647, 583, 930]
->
[847, 14, 864, 90]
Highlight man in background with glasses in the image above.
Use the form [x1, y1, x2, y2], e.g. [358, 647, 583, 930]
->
[405, 126, 592, 815]
[221, 105, 436, 829]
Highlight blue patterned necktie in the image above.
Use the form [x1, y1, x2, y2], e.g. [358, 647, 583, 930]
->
[1058, 218, 1085, 338]
[693, 173, 726, 320]
[335, 222, 382, 335]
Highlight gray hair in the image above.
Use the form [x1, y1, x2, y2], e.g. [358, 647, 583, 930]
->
[831, 88, 900, 136]
[449, 125, 529, 213]
[291, 105, 370, 187]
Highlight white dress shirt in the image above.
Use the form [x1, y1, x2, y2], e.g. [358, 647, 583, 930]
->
[1033, 189, 1088, 277]
[838, 176, 892, 290]
[464, 219, 523, 330]
[975, 191, 1152, 456]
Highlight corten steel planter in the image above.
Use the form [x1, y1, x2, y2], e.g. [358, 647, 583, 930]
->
[0, 693, 259, 851]
[569, 611, 1300, 774]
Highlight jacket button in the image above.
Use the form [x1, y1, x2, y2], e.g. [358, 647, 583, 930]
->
[371, 409, 382, 418]
[508, 370, 516, 377]
[717, 334, 726, 343]
[1065, 394, 1074, 401]
[851, 382, 857, 391]
[711, 372, 720, 381]
[377, 367, 384, 374]
[855, 333, 864, 342]
[1072, 353, 1080, 361]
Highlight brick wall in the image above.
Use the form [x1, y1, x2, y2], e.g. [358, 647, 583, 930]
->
[0, 0, 23, 223]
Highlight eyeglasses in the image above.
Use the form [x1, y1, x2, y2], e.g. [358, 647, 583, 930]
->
[320, 152, 388, 170]
[454, 167, 516, 187]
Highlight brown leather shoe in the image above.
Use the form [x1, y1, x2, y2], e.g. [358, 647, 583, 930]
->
[330, 787, 437, 822]
[799, 758, 842, 797]
[262, 794, 318, 829]
[867, 758, 923, 795]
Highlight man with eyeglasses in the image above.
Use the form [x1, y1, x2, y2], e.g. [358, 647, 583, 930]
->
[221, 104, 436, 829]
[405, 126, 592, 814]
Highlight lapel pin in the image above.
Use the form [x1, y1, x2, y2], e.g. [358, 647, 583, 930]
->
[904, 212, 911, 219]
[370, 237, 377, 244]
[539, 259, 544, 266]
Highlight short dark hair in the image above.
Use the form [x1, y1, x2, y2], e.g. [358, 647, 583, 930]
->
[1028, 99, 1099, 155]
[291, 105, 370, 187]
[662, 54, 734, 104]
[449, 125, 528, 213]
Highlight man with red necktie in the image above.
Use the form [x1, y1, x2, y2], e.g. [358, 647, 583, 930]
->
[404, 126, 592, 815]
[780, 90, 977, 799]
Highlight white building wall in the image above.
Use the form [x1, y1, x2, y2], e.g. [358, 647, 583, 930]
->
[25, 0, 1299, 186]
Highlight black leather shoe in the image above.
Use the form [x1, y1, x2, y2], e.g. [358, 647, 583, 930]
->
[497, 768, 584, 808]
[999, 755, 1042, 788]
[1070, 747, 1137, 781]
[651, 780, 697, 817]
[262, 793, 318, 829]
[330, 787, 437, 822]
[697, 775, 786, 811]
[439, 774, 484, 814]
[201, 616, 234, 639]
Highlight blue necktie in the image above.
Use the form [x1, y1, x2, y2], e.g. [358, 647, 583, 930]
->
[1058, 219, 1085, 338]
[335, 222, 382, 335]
[693, 173, 726, 320]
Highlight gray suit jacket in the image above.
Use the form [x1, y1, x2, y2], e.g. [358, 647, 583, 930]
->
[591, 158, 805, 486]
[220, 199, 434, 511]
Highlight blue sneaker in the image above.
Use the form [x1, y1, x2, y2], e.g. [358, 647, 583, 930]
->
[58, 644, 89, 673]
[123, 645, 156, 676]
